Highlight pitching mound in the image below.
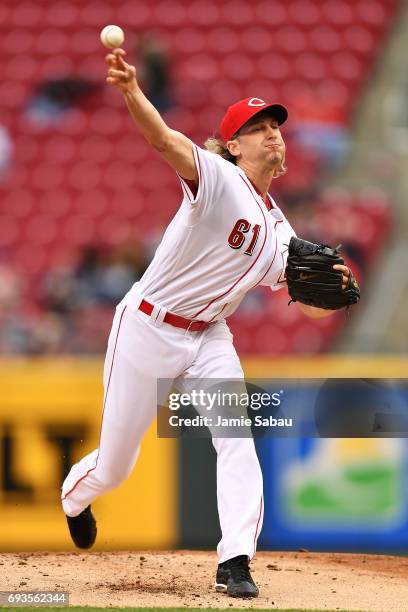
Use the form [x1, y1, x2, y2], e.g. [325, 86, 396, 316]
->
[1, 550, 407, 611]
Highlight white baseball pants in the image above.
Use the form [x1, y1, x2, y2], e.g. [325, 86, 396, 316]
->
[61, 293, 264, 563]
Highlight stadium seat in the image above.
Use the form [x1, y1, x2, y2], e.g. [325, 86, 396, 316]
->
[45, 3, 79, 27]
[69, 161, 102, 190]
[255, 2, 288, 27]
[63, 213, 97, 245]
[38, 189, 72, 218]
[78, 136, 113, 163]
[0, 216, 20, 247]
[73, 189, 108, 218]
[11, 3, 44, 28]
[206, 27, 239, 54]
[174, 28, 206, 54]
[220, 2, 255, 27]
[288, 1, 321, 28]
[240, 27, 273, 53]
[1, 0, 398, 354]
[221, 55, 255, 81]
[308, 26, 341, 54]
[188, 2, 220, 27]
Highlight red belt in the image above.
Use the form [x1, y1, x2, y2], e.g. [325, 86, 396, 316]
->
[138, 299, 212, 332]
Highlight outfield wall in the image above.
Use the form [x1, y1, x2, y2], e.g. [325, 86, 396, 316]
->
[0, 357, 406, 551]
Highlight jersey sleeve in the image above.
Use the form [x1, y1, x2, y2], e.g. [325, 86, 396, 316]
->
[178, 143, 224, 220]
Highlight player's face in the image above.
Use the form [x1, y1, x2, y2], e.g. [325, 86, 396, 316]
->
[228, 115, 285, 169]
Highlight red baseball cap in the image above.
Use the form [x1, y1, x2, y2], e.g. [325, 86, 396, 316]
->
[220, 97, 288, 142]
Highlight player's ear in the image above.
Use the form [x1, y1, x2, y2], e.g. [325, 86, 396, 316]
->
[227, 138, 240, 158]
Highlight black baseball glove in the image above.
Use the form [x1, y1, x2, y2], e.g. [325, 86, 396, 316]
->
[285, 236, 361, 310]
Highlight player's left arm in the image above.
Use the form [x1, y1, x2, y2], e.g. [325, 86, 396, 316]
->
[297, 264, 350, 319]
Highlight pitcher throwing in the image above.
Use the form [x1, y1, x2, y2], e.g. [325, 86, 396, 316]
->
[62, 48, 357, 598]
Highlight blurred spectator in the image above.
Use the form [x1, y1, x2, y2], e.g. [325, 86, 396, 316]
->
[25, 77, 99, 125]
[34, 240, 149, 354]
[289, 88, 351, 171]
[0, 262, 21, 312]
[136, 34, 173, 112]
[98, 239, 149, 303]
[0, 125, 13, 178]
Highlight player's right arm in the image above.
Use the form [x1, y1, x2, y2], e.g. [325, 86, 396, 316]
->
[106, 49, 198, 182]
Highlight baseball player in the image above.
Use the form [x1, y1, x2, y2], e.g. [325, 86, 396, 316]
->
[62, 48, 353, 598]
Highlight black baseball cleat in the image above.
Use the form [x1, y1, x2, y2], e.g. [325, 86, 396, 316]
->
[66, 505, 97, 549]
[215, 555, 259, 598]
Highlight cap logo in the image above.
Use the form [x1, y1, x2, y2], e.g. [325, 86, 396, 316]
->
[248, 98, 266, 107]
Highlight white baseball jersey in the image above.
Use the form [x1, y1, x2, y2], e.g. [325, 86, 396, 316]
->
[130, 143, 296, 322]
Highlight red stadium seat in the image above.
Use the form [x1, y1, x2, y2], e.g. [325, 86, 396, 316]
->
[45, 2, 79, 27]
[1, 0, 398, 354]
[6, 55, 38, 81]
[25, 215, 58, 245]
[69, 161, 102, 191]
[188, 2, 220, 27]
[197, 105, 223, 133]
[174, 28, 206, 54]
[0, 216, 20, 247]
[79, 3, 113, 27]
[110, 189, 145, 218]
[206, 28, 239, 54]
[221, 55, 255, 81]
[321, 1, 353, 27]
[120, 1, 152, 28]
[240, 27, 273, 54]
[89, 108, 126, 135]
[343, 25, 375, 56]
[78, 136, 113, 164]
[308, 26, 341, 54]
[255, 2, 288, 27]
[35, 29, 68, 54]
[154, 2, 187, 27]
[209, 81, 244, 107]
[174, 79, 208, 108]
[63, 213, 97, 245]
[273, 26, 307, 54]
[293, 53, 327, 82]
[165, 108, 197, 135]
[329, 52, 363, 84]
[0, 82, 27, 109]
[11, 3, 43, 28]
[4, 165, 28, 189]
[256, 54, 290, 81]
[44, 136, 77, 164]
[355, 0, 389, 29]
[37, 54, 74, 79]
[244, 80, 279, 102]
[3, 30, 34, 54]
[255, 324, 289, 354]
[69, 28, 101, 54]
[97, 216, 133, 245]
[288, 1, 321, 28]
[39, 189, 72, 218]
[73, 190, 109, 218]
[220, 1, 255, 27]
[180, 54, 219, 81]
[113, 134, 150, 163]
[102, 160, 139, 190]
[14, 244, 46, 274]
[1, 189, 35, 219]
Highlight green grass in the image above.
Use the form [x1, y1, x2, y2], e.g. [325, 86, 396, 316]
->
[0, 607, 359, 612]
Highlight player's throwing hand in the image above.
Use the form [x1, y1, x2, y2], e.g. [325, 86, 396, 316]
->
[105, 49, 137, 94]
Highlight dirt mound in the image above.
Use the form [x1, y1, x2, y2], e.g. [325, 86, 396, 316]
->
[1, 550, 407, 611]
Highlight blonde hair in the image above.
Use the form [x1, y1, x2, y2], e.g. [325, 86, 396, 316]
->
[203, 136, 287, 179]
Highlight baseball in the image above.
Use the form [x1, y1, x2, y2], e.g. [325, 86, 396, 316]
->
[100, 25, 125, 49]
